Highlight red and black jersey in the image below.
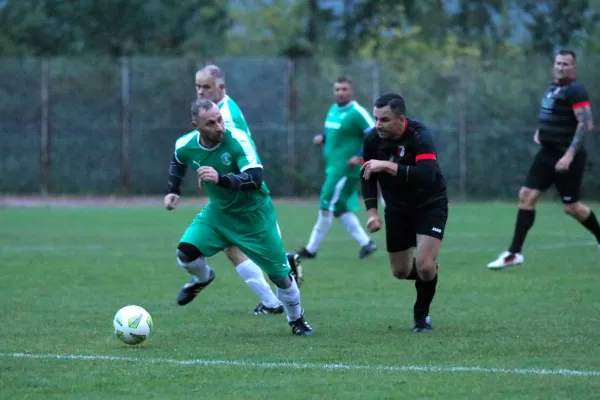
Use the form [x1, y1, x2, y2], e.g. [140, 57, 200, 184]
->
[361, 118, 447, 211]
[538, 79, 589, 151]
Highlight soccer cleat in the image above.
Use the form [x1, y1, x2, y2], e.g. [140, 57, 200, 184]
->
[487, 251, 524, 269]
[289, 315, 314, 336]
[297, 247, 316, 260]
[176, 270, 215, 306]
[413, 315, 433, 333]
[359, 240, 377, 259]
[287, 252, 304, 287]
[252, 302, 284, 315]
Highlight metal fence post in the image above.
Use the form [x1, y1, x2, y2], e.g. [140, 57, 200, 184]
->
[371, 59, 380, 105]
[120, 56, 131, 193]
[285, 58, 297, 196]
[458, 63, 468, 201]
[39, 58, 50, 195]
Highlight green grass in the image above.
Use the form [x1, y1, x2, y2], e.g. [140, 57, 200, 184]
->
[1, 201, 599, 399]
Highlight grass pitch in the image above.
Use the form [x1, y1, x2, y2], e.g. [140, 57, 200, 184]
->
[1, 200, 599, 399]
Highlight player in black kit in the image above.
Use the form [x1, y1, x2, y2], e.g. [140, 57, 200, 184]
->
[361, 92, 448, 333]
[488, 50, 600, 269]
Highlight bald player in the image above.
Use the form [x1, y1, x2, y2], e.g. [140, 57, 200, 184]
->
[164, 64, 303, 315]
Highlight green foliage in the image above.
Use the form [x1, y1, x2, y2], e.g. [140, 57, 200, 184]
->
[0, 0, 231, 57]
[0, 0, 598, 59]
[519, 0, 597, 56]
[226, 0, 307, 57]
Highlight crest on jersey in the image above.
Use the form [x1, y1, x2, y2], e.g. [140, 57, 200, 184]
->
[546, 87, 561, 98]
[397, 146, 405, 157]
[221, 152, 231, 166]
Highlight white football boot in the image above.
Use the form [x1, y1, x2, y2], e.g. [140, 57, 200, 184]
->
[487, 251, 524, 269]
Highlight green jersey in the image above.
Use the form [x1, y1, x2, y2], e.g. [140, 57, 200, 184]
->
[218, 95, 252, 135]
[322, 100, 375, 177]
[173, 127, 269, 213]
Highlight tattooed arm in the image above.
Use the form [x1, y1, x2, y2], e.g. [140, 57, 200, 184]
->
[555, 83, 594, 171]
[567, 104, 594, 154]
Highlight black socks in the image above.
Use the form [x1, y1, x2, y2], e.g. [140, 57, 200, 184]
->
[509, 209, 536, 254]
[414, 274, 438, 317]
[581, 211, 600, 243]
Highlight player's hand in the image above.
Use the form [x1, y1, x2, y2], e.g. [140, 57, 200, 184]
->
[197, 166, 219, 184]
[366, 209, 382, 233]
[313, 134, 324, 145]
[361, 160, 386, 179]
[164, 193, 180, 210]
[533, 131, 540, 144]
[347, 156, 362, 167]
[555, 152, 573, 172]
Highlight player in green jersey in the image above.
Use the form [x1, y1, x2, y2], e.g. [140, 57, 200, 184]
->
[165, 99, 313, 336]
[164, 64, 302, 317]
[298, 77, 377, 260]
[195, 65, 252, 134]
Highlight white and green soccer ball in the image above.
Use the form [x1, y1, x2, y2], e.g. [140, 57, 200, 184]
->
[113, 305, 153, 345]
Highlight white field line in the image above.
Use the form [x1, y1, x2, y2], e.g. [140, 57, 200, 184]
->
[0, 244, 105, 253]
[1, 352, 599, 377]
[1, 240, 596, 256]
[442, 240, 597, 253]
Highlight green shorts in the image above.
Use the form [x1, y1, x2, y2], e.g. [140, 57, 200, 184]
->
[319, 174, 360, 215]
[179, 200, 291, 280]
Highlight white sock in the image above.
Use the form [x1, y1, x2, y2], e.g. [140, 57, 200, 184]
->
[339, 212, 371, 247]
[305, 210, 333, 253]
[276, 277, 302, 322]
[177, 256, 212, 282]
[236, 260, 281, 308]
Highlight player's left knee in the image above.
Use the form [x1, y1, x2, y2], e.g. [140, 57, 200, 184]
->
[563, 202, 589, 219]
[415, 255, 437, 280]
[563, 203, 578, 216]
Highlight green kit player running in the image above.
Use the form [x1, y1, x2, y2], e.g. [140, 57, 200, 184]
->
[167, 98, 313, 336]
[165, 64, 302, 317]
[298, 77, 377, 260]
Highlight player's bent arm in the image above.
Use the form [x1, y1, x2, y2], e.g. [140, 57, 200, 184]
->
[167, 155, 187, 195]
[217, 167, 263, 191]
[396, 159, 437, 186]
[568, 104, 594, 154]
[361, 135, 379, 209]
[373, 159, 436, 186]
[361, 175, 379, 210]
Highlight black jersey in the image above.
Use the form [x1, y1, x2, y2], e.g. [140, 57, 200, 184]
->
[538, 79, 589, 151]
[361, 118, 447, 211]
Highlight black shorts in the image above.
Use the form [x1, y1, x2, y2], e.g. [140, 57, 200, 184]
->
[384, 198, 448, 252]
[524, 147, 586, 204]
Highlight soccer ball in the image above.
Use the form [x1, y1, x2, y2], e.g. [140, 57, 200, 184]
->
[113, 305, 153, 345]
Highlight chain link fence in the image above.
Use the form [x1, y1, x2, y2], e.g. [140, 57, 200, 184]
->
[1, 55, 599, 199]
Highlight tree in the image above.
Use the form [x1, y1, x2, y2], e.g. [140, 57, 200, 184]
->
[338, 0, 518, 58]
[518, 0, 596, 57]
[0, 0, 231, 57]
